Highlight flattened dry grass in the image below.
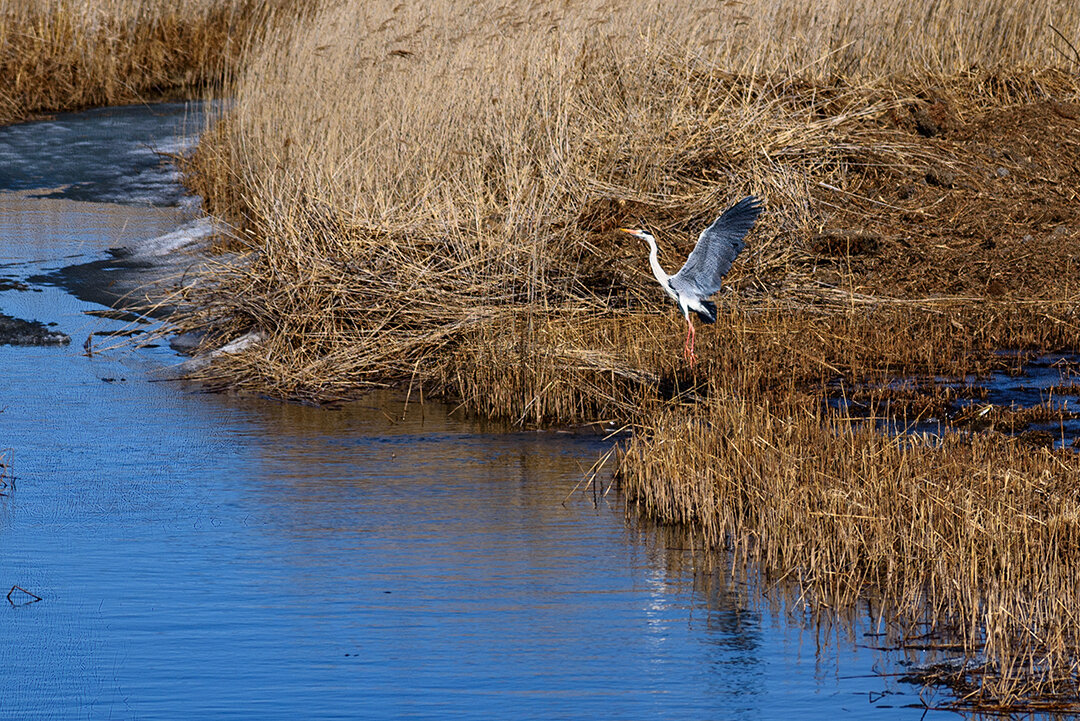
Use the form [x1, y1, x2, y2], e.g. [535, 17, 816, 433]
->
[176, 0, 1080, 708]
[182, 0, 1080, 400]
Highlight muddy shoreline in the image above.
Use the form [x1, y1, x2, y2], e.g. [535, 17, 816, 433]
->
[0, 101, 951, 720]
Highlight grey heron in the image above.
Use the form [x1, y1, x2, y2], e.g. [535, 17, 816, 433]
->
[621, 196, 763, 364]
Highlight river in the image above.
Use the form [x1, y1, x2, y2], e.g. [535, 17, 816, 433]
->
[0, 102, 948, 719]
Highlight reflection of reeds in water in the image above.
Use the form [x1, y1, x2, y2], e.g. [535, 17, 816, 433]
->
[62, 0, 1080, 708]
[645, 517, 1080, 714]
[620, 389, 1080, 708]
[0, 448, 12, 494]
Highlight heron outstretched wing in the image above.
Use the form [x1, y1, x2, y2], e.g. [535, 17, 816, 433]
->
[669, 196, 762, 299]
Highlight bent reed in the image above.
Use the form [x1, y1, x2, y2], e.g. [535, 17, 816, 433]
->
[68, 0, 1080, 709]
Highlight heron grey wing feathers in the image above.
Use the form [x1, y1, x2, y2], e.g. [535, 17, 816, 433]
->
[669, 196, 762, 299]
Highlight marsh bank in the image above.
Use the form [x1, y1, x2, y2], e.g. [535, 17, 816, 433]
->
[0, 102, 956, 719]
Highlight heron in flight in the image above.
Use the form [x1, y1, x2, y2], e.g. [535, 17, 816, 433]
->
[621, 196, 762, 365]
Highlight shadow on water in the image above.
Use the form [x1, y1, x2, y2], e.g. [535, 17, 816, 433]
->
[0, 102, 971, 719]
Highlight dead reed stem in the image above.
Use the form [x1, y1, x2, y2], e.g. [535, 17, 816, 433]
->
[0, 0, 313, 125]
[169, 0, 1080, 707]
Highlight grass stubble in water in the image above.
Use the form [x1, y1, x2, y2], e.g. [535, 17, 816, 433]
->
[6, 0, 1080, 710]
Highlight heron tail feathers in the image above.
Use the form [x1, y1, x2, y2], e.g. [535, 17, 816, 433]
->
[694, 300, 717, 324]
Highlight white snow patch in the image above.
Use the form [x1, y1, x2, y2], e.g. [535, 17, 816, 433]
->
[130, 217, 216, 258]
[178, 330, 266, 373]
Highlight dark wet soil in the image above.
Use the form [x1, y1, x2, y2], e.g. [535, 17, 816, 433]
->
[0, 312, 70, 345]
[814, 94, 1080, 299]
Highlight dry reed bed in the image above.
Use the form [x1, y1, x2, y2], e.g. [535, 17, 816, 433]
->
[175, 0, 1080, 708]
[621, 405, 1080, 705]
[0, 0, 311, 125]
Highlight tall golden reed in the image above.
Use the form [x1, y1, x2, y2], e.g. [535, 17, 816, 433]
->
[184, 0, 1080, 398]
[0, 0, 308, 124]
[179, 0, 1080, 707]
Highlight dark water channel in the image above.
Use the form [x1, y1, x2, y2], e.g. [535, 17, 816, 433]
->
[829, 352, 1080, 449]
[0, 103, 956, 719]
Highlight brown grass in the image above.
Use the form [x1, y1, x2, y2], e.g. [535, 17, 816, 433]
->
[619, 370, 1080, 706]
[171, 0, 1080, 709]
[0, 0, 311, 125]
[181, 0, 1080, 397]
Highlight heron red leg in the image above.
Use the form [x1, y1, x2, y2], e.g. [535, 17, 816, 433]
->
[683, 318, 697, 365]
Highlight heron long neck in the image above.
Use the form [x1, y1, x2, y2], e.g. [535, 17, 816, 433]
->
[645, 234, 669, 287]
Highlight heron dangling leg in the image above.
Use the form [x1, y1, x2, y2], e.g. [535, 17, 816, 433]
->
[683, 319, 697, 365]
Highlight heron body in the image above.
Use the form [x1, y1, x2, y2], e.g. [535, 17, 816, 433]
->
[621, 195, 763, 364]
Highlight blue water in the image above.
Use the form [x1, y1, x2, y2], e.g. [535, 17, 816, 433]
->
[0, 103, 951, 719]
[0, 101, 202, 206]
[829, 352, 1080, 448]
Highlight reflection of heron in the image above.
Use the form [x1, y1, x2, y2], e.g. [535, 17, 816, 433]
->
[621, 196, 763, 364]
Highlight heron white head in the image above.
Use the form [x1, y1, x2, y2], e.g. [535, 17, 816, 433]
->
[619, 227, 660, 260]
[619, 228, 654, 243]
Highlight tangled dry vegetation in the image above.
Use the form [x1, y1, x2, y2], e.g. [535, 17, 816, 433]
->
[182, 0, 1080, 403]
[0, 0, 311, 125]
[174, 0, 1080, 709]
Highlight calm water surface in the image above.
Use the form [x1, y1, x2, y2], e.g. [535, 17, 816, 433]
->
[0, 103, 952, 719]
